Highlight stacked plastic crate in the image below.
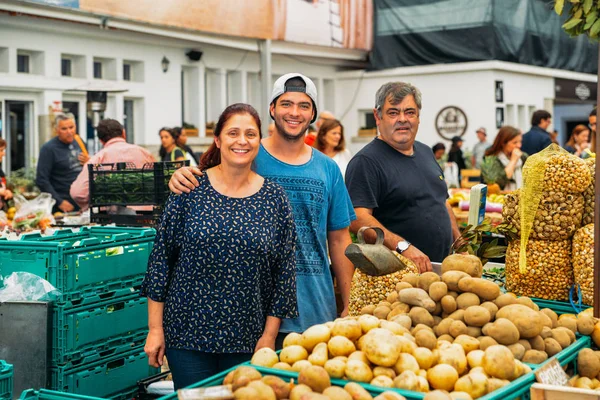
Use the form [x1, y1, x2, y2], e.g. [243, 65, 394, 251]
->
[0, 360, 13, 400]
[0, 227, 159, 398]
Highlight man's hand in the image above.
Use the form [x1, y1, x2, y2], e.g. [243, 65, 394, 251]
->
[144, 328, 165, 367]
[168, 166, 203, 194]
[78, 153, 90, 165]
[254, 332, 276, 352]
[58, 200, 74, 213]
[402, 245, 432, 273]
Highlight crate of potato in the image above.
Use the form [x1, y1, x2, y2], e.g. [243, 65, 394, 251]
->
[248, 255, 597, 399]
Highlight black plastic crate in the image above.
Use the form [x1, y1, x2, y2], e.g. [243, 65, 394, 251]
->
[90, 209, 165, 228]
[89, 161, 188, 207]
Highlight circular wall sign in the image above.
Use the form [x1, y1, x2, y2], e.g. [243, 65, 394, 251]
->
[435, 106, 468, 140]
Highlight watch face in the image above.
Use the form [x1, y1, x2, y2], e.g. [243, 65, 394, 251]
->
[397, 241, 409, 252]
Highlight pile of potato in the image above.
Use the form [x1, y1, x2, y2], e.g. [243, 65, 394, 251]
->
[565, 348, 600, 391]
[251, 255, 598, 399]
[349, 254, 419, 316]
[505, 239, 573, 301]
[573, 224, 594, 306]
[582, 158, 595, 226]
[228, 364, 406, 399]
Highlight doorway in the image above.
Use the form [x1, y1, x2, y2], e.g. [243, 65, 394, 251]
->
[5, 101, 33, 175]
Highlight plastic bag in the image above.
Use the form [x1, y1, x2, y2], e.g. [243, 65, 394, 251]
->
[12, 193, 55, 231]
[0, 272, 61, 302]
[444, 162, 459, 188]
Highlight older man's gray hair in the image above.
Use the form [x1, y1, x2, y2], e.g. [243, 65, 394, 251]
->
[375, 82, 422, 117]
[53, 113, 76, 129]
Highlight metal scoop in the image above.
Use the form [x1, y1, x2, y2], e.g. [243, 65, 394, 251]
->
[345, 226, 408, 276]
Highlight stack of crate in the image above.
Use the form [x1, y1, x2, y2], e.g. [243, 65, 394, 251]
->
[0, 360, 13, 400]
[0, 226, 159, 398]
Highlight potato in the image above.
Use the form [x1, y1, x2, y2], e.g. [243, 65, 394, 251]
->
[387, 306, 410, 322]
[247, 381, 277, 400]
[423, 391, 453, 400]
[557, 326, 576, 344]
[478, 336, 498, 351]
[234, 386, 260, 399]
[394, 353, 420, 375]
[231, 366, 262, 390]
[419, 272, 441, 291]
[301, 325, 331, 352]
[482, 345, 516, 379]
[416, 329, 438, 350]
[322, 387, 352, 400]
[262, 375, 292, 399]
[575, 377, 594, 389]
[413, 347, 436, 370]
[506, 343, 525, 360]
[482, 318, 520, 345]
[387, 291, 400, 304]
[292, 360, 313, 372]
[324, 359, 345, 379]
[441, 271, 471, 291]
[454, 372, 487, 399]
[579, 348, 600, 379]
[438, 334, 455, 343]
[412, 323, 433, 335]
[397, 335, 418, 354]
[328, 336, 356, 357]
[449, 392, 473, 400]
[480, 302, 498, 320]
[402, 273, 420, 287]
[373, 366, 397, 379]
[441, 254, 483, 277]
[361, 305, 377, 315]
[381, 320, 408, 336]
[441, 296, 458, 316]
[577, 314, 595, 335]
[548, 328, 570, 350]
[280, 345, 309, 365]
[410, 307, 435, 327]
[558, 315, 578, 334]
[273, 362, 293, 371]
[543, 338, 562, 357]
[391, 315, 413, 331]
[332, 319, 362, 341]
[486, 378, 509, 393]
[467, 350, 485, 368]
[399, 288, 436, 313]
[458, 278, 500, 301]
[427, 364, 459, 391]
[540, 308, 558, 328]
[447, 309, 466, 322]
[370, 375, 394, 388]
[345, 360, 373, 383]
[495, 304, 544, 339]
[494, 293, 517, 309]
[374, 392, 408, 400]
[515, 296, 536, 309]
[453, 335, 480, 354]
[529, 336, 545, 352]
[437, 343, 468, 375]
[362, 328, 401, 367]
[466, 326, 482, 338]
[464, 306, 491, 327]
[298, 365, 331, 393]
[396, 282, 413, 291]
[456, 293, 480, 310]
[433, 318, 453, 337]
[517, 339, 531, 351]
[449, 320, 468, 338]
[290, 384, 313, 400]
[393, 370, 420, 391]
[539, 312, 553, 329]
[358, 314, 381, 334]
[344, 382, 373, 400]
[348, 351, 370, 365]
[540, 326, 553, 340]
[374, 306, 392, 320]
[429, 282, 448, 302]
[522, 350, 548, 364]
[251, 347, 279, 367]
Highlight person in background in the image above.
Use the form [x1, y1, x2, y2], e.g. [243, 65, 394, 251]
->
[142, 103, 297, 389]
[550, 130, 560, 145]
[482, 126, 527, 191]
[306, 110, 335, 146]
[471, 127, 490, 169]
[36, 113, 90, 213]
[447, 136, 467, 183]
[521, 110, 552, 156]
[159, 128, 185, 162]
[588, 107, 597, 156]
[564, 124, 590, 157]
[432, 142, 446, 169]
[174, 127, 199, 167]
[70, 119, 155, 210]
[267, 122, 276, 137]
[314, 119, 352, 178]
[0, 139, 13, 210]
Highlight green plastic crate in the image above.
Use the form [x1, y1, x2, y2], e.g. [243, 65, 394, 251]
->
[50, 347, 158, 398]
[0, 360, 13, 400]
[0, 227, 155, 300]
[20, 389, 105, 400]
[531, 297, 591, 315]
[53, 294, 148, 364]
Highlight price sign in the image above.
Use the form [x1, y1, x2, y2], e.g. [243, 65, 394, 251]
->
[535, 359, 569, 386]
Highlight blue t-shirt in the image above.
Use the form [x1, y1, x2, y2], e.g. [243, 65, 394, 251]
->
[255, 145, 356, 333]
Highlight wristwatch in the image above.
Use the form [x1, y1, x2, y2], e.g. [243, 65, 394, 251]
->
[396, 240, 411, 254]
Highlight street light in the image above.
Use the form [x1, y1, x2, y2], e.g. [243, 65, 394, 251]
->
[161, 56, 170, 73]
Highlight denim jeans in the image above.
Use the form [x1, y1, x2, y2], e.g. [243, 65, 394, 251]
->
[165, 348, 252, 390]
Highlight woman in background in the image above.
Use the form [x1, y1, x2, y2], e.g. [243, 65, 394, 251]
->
[482, 126, 527, 191]
[314, 119, 352, 178]
[174, 127, 199, 167]
[158, 128, 185, 162]
[564, 124, 590, 157]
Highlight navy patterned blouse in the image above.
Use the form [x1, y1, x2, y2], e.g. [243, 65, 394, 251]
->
[141, 173, 298, 353]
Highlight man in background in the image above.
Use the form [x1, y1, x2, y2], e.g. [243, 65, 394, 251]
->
[521, 110, 552, 156]
[471, 127, 490, 169]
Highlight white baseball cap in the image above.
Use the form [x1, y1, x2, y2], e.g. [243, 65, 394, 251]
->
[270, 73, 318, 123]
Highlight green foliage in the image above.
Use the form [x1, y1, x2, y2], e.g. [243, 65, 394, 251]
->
[554, 0, 600, 39]
[451, 218, 518, 266]
[479, 156, 501, 185]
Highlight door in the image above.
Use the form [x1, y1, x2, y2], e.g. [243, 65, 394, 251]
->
[6, 101, 33, 175]
[123, 99, 134, 144]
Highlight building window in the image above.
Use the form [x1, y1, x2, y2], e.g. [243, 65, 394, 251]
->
[123, 63, 131, 81]
[61, 58, 72, 77]
[124, 99, 135, 143]
[17, 54, 29, 73]
[93, 61, 102, 79]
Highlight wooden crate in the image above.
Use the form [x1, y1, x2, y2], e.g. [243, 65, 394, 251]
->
[358, 128, 377, 137]
[530, 383, 600, 400]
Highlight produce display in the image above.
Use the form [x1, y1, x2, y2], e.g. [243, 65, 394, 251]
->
[502, 190, 584, 240]
[505, 239, 573, 301]
[219, 365, 406, 399]
[252, 255, 599, 399]
[582, 158, 595, 226]
[92, 173, 158, 205]
[573, 224, 594, 306]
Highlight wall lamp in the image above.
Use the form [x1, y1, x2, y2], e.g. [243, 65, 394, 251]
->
[161, 56, 170, 73]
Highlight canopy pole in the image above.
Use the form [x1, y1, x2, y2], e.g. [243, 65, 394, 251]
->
[594, 42, 600, 318]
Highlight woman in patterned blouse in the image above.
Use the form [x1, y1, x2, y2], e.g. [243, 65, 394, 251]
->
[141, 103, 298, 389]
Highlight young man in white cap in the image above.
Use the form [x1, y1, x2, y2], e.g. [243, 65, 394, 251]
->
[168, 73, 356, 347]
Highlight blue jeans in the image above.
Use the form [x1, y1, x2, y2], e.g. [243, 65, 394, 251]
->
[165, 348, 252, 390]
